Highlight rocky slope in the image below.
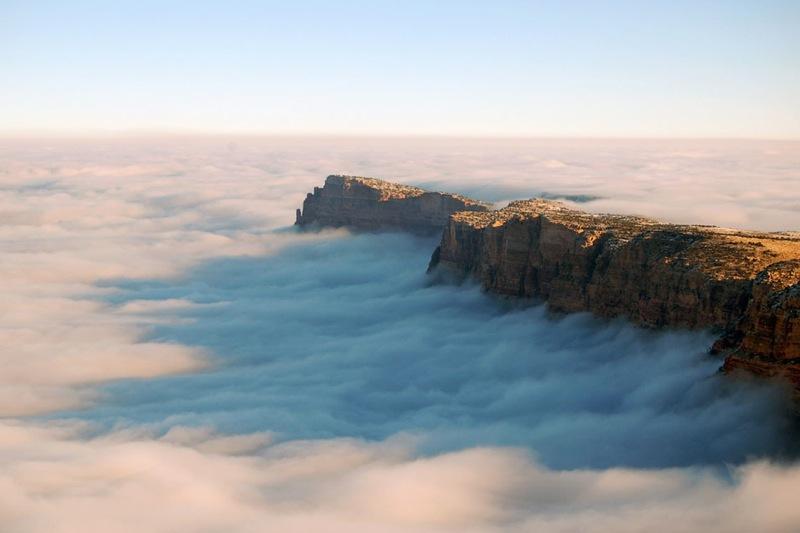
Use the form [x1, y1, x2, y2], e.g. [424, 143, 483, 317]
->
[428, 199, 800, 392]
[295, 175, 490, 234]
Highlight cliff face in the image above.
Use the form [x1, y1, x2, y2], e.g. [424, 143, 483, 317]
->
[296, 176, 800, 392]
[719, 262, 800, 384]
[429, 199, 800, 390]
[296, 175, 489, 234]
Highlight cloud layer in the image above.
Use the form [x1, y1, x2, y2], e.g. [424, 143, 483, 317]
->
[1, 137, 799, 532]
[3, 421, 800, 533]
[78, 232, 795, 471]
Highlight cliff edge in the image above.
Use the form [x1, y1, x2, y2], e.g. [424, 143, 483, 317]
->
[296, 176, 800, 393]
[295, 175, 490, 234]
[428, 199, 800, 391]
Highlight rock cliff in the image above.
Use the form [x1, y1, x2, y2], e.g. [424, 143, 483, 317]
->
[295, 175, 490, 234]
[296, 177, 800, 393]
[428, 199, 800, 392]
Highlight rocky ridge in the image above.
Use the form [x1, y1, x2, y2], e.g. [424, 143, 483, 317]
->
[431, 199, 800, 391]
[296, 177, 800, 393]
[295, 175, 490, 234]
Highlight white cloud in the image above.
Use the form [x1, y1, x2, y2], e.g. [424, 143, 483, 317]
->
[1, 421, 799, 533]
[1, 137, 798, 531]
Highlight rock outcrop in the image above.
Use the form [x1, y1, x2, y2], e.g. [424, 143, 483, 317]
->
[295, 175, 490, 234]
[296, 176, 800, 393]
[428, 199, 800, 391]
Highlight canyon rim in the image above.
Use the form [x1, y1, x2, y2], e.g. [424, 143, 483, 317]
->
[297, 175, 800, 396]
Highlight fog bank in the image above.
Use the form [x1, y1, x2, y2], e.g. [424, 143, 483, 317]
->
[2, 137, 799, 532]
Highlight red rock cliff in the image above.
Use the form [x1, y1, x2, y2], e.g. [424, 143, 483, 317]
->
[296, 175, 489, 234]
[296, 177, 800, 392]
[429, 199, 800, 391]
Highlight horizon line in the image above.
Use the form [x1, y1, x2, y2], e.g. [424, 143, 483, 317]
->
[1, 129, 799, 143]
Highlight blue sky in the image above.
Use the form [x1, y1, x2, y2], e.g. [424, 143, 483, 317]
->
[1, 0, 798, 137]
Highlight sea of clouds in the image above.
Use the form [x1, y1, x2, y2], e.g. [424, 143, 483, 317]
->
[2, 137, 800, 532]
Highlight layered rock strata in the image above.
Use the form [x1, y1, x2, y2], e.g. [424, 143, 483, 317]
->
[428, 199, 800, 390]
[295, 175, 490, 234]
[296, 176, 800, 392]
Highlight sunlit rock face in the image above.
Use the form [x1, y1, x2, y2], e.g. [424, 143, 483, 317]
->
[720, 262, 800, 385]
[296, 175, 490, 234]
[429, 198, 800, 391]
[296, 176, 800, 392]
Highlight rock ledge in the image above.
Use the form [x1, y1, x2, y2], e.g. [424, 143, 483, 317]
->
[431, 199, 800, 391]
[295, 175, 489, 234]
[296, 176, 800, 393]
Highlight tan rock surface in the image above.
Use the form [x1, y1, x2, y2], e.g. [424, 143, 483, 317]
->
[295, 175, 490, 234]
[431, 199, 800, 391]
[295, 177, 800, 393]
